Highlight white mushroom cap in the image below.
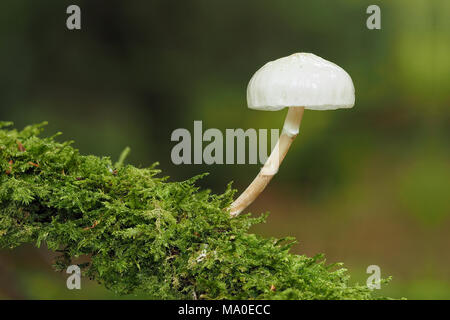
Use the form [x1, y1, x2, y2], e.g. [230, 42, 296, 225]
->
[247, 53, 355, 111]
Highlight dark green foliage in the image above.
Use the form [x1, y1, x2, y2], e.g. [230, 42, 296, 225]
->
[0, 122, 384, 299]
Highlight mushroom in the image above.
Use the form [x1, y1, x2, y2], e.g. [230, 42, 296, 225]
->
[230, 53, 355, 217]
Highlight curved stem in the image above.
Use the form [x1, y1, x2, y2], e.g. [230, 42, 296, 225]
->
[230, 107, 304, 217]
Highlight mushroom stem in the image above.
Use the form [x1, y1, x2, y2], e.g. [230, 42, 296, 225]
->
[230, 107, 304, 217]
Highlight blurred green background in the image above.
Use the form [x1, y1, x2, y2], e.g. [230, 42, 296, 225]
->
[0, 0, 449, 299]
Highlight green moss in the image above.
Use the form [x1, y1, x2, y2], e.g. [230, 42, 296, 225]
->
[0, 122, 386, 299]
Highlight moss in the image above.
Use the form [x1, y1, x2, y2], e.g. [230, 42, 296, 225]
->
[0, 122, 387, 299]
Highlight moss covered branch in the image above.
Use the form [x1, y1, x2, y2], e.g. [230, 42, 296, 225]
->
[0, 122, 384, 299]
